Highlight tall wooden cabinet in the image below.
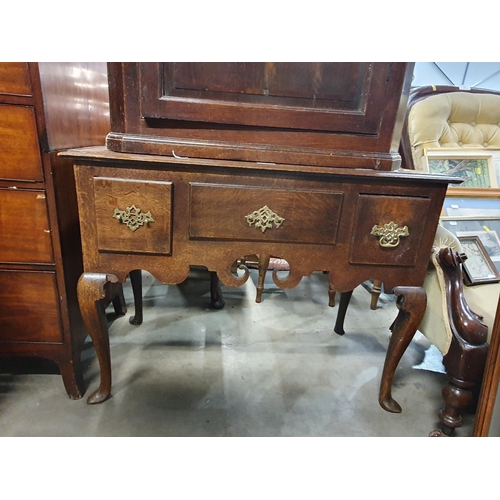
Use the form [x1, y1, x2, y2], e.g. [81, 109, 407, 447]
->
[0, 63, 109, 398]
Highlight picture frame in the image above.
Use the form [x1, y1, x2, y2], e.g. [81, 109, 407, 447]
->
[442, 197, 500, 217]
[440, 216, 500, 273]
[423, 148, 500, 197]
[457, 235, 500, 285]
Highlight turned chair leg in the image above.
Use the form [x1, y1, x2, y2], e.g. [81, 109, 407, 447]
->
[370, 280, 383, 310]
[255, 254, 270, 303]
[439, 338, 489, 432]
[328, 280, 336, 307]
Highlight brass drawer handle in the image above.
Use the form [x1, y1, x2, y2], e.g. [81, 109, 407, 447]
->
[113, 204, 154, 232]
[371, 221, 409, 248]
[245, 205, 285, 233]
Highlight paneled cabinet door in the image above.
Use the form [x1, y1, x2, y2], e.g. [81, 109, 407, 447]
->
[140, 62, 394, 134]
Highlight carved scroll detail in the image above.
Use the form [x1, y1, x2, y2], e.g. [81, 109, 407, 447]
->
[245, 205, 285, 233]
[371, 221, 409, 248]
[113, 205, 154, 232]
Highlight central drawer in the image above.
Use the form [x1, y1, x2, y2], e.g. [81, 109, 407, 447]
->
[189, 183, 343, 244]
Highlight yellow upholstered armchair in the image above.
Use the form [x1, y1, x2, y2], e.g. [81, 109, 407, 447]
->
[400, 85, 500, 433]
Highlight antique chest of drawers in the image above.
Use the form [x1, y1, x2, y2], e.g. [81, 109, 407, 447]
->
[0, 62, 109, 398]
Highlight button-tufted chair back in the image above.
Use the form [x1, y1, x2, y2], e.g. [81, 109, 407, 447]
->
[399, 85, 500, 171]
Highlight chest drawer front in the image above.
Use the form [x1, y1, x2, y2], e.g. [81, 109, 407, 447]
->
[0, 104, 43, 182]
[189, 183, 343, 244]
[0, 188, 54, 264]
[349, 194, 431, 266]
[0, 63, 32, 96]
[94, 177, 173, 255]
[0, 270, 63, 343]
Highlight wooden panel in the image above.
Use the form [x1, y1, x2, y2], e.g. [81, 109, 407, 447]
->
[349, 194, 431, 266]
[0, 270, 62, 343]
[93, 177, 173, 254]
[170, 62, 365, 102]
[0, 188, 54, 264]
[38, 62, 110, 150]
[0, 104, 43, 181]
[142, 62, 385, 133]
[189, 183, 343, 244]
[0, 63, 32, 96]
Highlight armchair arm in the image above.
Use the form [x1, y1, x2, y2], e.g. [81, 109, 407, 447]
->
[432, 246, 488, 347]
[418, 225, 487, 354]
[425, 239, 490, 430]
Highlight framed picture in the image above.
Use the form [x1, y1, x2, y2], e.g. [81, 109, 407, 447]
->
[424, 149, 500, 197]
[457, 235, 500, 285]
[441, 216, 500, 272]
[442, 197, 500, 217]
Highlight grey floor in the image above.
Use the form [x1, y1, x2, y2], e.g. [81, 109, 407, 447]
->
[0, 269, 476, 437]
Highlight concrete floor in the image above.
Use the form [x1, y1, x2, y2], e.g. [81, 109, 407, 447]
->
[0, 269, 476, 437]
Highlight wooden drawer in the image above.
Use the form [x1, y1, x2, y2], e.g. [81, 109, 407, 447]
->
[189, 183, 343, 244]
[0, 270, 63, 343]
[349, 194, 431, 266]
[0, 104, 43, 181]
[0, 63, 32, 96]
[93, 177, 173, 255]
[0, 188, 54, 264]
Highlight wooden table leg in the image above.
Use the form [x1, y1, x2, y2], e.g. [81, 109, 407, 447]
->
[334, 290, 354, 336]
[128, 269, 143, 325]
[379, 286, 427, 413]
[77, 272, 124, 404]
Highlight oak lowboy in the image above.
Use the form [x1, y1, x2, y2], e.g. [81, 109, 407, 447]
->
[63, 146, 458, 410]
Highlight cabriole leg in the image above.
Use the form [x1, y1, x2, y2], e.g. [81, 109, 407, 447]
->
[77, 272, 123, 404]
[379, 286, 427, 413]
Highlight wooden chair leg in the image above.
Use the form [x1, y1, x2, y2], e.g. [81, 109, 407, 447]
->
[128, 269, 143, 325]
[328, 281, 336, 307]
[209, 271, 225, 309]
[334, 290, 353, 336]
[370, 280, 383, 310]
[439, 338, 489, 431]
[256, 253, 270, 303]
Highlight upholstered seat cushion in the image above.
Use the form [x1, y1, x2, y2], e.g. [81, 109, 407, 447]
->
[463, 283, 500, 341]
[408, 92, 500, 171]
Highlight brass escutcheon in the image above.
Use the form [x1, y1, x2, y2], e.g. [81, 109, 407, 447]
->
[113, 204, 154, 232]
[245, 205, 285, 233]
[371, 221, 409, 248]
